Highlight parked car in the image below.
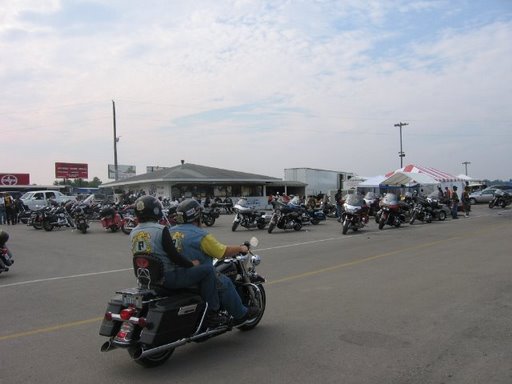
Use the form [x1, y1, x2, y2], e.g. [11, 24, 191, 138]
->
[20, 190, 77, 211]
[468, 188, 498, 204]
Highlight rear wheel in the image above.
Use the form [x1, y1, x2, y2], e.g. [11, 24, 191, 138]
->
[438, 211, 447, 221]
[342, 219, 349, 235]
[293, 222, 302, 231]
[129, 347, 174, 368]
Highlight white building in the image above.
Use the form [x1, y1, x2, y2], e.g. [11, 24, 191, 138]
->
[284, 167, 356, 197]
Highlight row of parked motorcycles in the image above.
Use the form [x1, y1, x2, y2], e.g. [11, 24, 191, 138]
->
[337, 191, 451, 235]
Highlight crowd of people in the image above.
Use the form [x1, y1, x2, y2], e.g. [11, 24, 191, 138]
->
[0, 192, 25, 225]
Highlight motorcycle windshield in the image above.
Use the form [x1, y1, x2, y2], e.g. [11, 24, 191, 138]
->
[364, 192, 377, 200]
[344, 194, 364, 207]
[381, 193, 399, 205]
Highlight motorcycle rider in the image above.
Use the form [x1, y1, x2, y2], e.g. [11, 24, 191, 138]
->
[129, 196, 228, 328]
[170, 198, 260, 325]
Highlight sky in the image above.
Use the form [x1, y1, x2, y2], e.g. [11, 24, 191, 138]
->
[1, 0, 511, 185]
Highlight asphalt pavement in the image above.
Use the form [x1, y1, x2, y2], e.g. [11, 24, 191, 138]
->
[0, 204, 511, 384]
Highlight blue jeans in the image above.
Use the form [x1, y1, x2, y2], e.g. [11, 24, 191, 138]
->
[217, 273, 247, 320]
[451, 202, 458, 218]
[164, 265, 220, 311]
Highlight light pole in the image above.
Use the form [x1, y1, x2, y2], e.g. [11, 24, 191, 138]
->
[462, 161, 471, 176]
[394, 122, 408, 168]
[112, 100, 119, 181]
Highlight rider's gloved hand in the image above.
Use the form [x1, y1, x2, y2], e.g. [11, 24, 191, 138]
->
[239, 244, 249, 255]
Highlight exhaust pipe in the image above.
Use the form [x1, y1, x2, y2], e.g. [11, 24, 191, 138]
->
[100, 340, 117, 352]
[135, 325, 230, 360]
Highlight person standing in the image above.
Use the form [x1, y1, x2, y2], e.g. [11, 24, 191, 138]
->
[450, 186, 459, 219]
[461, 186, 471, 217]
[4, 193, 15, 225]
[0, 194, 6, 225]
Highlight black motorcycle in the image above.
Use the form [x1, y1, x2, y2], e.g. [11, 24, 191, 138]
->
[42, 203, 75, 231]
[489, 189, 512, 208]
[99, 237, 266, 368]
[409, 196, 433, 224]
[267, 199, 303, 233]
[71, 203, 90, 234]
[341, 194, 369, 234]
[201, 205, 220, 227]
[232, 198, 268, 231]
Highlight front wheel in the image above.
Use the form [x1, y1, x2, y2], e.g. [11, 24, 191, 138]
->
[203, 216, 215, 226]
[129, 346, 174, 368]
[78, 223, 88, 234]
[409, 212, 417, 225]
[43, 220, 54, 231]
[378, 216, 386, 230]
[489, 200, 495, 209]
[231, 221, 239, 232]
[293, 222, 302, 231]
[342, 219, 350, 235]
[238, 284, 266, 331]
[267, 222, 276, 233]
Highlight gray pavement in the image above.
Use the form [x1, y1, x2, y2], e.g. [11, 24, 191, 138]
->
[0, 204, 511, 384]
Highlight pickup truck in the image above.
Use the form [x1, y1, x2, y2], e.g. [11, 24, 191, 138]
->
[20, 190, 77, 211]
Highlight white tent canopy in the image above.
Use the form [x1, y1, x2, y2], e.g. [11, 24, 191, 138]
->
[381, 172, 439, 187]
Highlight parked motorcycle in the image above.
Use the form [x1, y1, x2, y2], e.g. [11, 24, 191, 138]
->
[409, 196, 433, 224]
[42, 203, 75, 231]
[100, 205, 123, 232]
[341, 194, 369, 234]
[121, 205, 137, 235]
[376, 193, 406, 230]
[27, 206, 50, 230]
[267, 199, 303, 233]
[363, 192, 380, 216]
[201, 206, 220, 227]
[232, 198, 268, 231]
[489, 189, 512, 208]
[99, 237, 265, 367]
[71, 203, 90, 234]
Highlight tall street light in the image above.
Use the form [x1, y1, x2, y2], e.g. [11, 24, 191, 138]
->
[394, 122, 408, 168]
[462, 161, 471, 176]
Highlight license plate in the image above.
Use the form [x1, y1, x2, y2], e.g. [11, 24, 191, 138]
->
[122, 293, 143, 307]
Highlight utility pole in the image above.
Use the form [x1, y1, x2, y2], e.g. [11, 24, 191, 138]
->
[394, 122, 408, 168]
[112, 100, 119, 181]
[462, 161, 471, 176]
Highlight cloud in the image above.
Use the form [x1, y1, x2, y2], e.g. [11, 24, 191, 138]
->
[1, 0, 511, 184]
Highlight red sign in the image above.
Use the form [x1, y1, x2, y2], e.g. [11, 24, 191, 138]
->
[0, 173, 30, 186]
[55, 162, 88, 179]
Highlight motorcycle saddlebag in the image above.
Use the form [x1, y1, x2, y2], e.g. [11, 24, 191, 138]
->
[99, 295, 124, 337]
[139, 293, 205, 346]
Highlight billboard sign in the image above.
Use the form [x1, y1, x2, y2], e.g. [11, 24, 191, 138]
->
[55, 162, 88, 179]
[108, 164, 136, 180]
[0, 173, 30, 186]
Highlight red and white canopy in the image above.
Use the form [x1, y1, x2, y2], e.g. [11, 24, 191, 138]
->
[385, 164, 461, 183]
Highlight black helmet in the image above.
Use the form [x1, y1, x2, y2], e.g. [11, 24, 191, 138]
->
[134, 196, 163, 222]
[176, 198, 202, 224]
[0, 230, 9, 245]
